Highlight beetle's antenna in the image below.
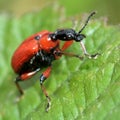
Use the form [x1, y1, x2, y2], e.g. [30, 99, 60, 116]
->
[78, 11, 96, 34]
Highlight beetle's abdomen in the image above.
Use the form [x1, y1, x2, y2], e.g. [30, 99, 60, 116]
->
[18, 51, 55, 75]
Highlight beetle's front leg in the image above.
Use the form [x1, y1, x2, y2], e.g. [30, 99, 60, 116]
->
[80, 41, 100, 59]
[40, 66, 52, 112]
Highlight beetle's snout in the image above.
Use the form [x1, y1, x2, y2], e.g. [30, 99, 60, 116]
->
[75, 34, 86, 42]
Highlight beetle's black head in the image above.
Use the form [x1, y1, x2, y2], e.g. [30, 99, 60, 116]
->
[49, 12, 96, 42]
[49, 29, 75, 41]
[49, 29, 86, 42]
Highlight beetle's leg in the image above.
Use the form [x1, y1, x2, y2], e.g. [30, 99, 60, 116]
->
[58, 51, 84, 60]
[40, 66, 52, 112]
[15, 76, 24, 95]
[61, 40, 73, 51]
[54, 40, 83, 60]
[15, 68, 40, 95]
[80, 41, 100, 59]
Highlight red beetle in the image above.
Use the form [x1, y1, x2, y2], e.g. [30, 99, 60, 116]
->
[11, 12, 99, 111]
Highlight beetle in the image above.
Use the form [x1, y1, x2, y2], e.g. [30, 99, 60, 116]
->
[11, 11, 99, 111]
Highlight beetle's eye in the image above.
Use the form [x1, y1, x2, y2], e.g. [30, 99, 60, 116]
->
[68, 34, 71, 38]
[34, 35, 40, 40]
[67, 33, 73, 39]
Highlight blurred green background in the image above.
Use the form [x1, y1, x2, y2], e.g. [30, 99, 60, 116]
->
[0, 0, 120, 24]
[0, 0, 120, 120]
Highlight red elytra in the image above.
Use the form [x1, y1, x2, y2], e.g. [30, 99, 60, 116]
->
[11, 12, 99, 112]
[11, 30, 59, 73]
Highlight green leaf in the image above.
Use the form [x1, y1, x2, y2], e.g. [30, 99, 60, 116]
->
[0, 3, 120, 120]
